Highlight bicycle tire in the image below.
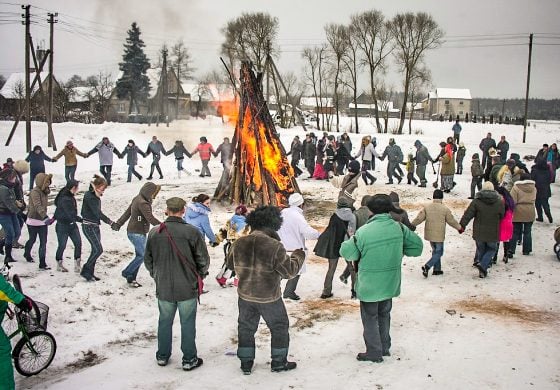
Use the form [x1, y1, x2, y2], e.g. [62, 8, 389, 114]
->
[13, 330, 57, 377]
[12, 274, 22, 293]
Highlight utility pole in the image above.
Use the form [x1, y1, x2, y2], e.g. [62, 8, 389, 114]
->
[522, 33, 533, 143]
[265, 40, 270, 102]
[161, 46, 168, 126]
[47, 12, 58, 149]
[22, 5, 31, 152]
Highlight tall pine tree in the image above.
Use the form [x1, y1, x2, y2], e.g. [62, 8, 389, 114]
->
[117, 22, 151, 114]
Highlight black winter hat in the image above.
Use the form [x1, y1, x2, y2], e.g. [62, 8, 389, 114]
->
[348, 160, 361, 174]
[367, 194, 398, 215]
[433, 189, 444, 199]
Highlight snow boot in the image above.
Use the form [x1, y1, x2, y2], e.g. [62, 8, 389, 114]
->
[57, 260, 68, 272]
[74, 258, 81, 273]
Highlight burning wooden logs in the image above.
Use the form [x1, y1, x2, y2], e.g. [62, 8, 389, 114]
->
[214, 61, 300, 207]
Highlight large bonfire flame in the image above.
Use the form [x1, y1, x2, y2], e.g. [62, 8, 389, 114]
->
[214, 61, 300, 206]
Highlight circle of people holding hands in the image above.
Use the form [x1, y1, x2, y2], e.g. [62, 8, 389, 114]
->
[0, 124, 559, 381]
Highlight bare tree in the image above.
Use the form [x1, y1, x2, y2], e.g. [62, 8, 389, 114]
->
[341, 25, 362, 134]
[13, 80, 25, 114]
[302, 45, 328, 130]
[86, 71, 114, 122]
[390, 12, 443, 133]
[221, 12, 279, 73]
[325, 23, 349, 132]
[171, 39, 193, 118]
[377, 83, 395, 133]
[408, 67, 431, 134]
[351, 10, 393, 132]
[53, 82, 75, 122]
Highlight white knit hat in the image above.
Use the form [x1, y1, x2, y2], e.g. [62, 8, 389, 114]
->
[288, 193, 304, 207]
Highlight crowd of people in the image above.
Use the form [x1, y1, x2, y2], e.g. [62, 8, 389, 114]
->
[1, 122, 559, 383]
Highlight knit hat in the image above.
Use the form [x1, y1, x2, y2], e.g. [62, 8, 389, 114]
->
[414, 140, 421, 147]
[367, 194, 398, 215]
[506, 159, 516, 168]
[337, 197, 355, 209]
[389, 191, 400, 204]
[235, 204, 248, 215]
[166, 197, 186, 212]
[482, 181, 494, 191]
[200, 136, 207, 142]
[65, 179, 80, 189]
[33, 145, 42, 152]
[433, 189, 444, 199]
[6, 158, 13, 164]
[288, 193, 304, 207]
[0, 168, 16, 181]
[348, 160, 360, 174]
[66, 140, 73, 147]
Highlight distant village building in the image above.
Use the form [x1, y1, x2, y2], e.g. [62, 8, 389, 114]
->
[107, 68, 190, 122]
[347, 93, 399, 117]
[181, 82, 235, 117]
[0, 71, 60, 120]
[299, 96, 334, 114]
[423, 88, 472, 120]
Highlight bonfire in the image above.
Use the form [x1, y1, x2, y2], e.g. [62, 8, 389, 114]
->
[214, 61, 300, 206]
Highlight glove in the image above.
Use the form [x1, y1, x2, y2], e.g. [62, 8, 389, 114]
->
[458, 226, 465, 234]
[291, 248, 305, 259]
[110, 222, 120, 231]
[15, 200, 24, 209]
[43, 217, 54, 226]
[16, 296, 33, 313]
[76, 216, 83, 223]
[210, 242, 219, 247]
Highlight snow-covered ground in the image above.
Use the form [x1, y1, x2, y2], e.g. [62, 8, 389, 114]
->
[1, 116, 559, 389]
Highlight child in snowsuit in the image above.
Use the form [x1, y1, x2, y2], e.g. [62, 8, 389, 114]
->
[216, 205, 250, 287]
[165, 140, 192, 178]
[469, 153, 484, 199]
[402, 153, 418, 185]
[456, 142, 466, 174]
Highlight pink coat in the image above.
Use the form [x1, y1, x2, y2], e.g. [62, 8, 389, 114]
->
[499, 208, 514, 242]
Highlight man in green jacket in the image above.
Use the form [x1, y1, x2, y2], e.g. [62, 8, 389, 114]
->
[340, 194, 423, 363]
[144, 197, 209, 371]
[1, 276, 33, 390]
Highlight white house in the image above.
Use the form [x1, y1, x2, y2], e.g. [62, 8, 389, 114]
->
[423, 88, 472, 120]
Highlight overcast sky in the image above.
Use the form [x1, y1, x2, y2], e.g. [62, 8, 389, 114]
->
[1, 0, 559, 98]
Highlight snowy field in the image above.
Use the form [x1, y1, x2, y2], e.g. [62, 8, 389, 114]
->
[1, 116, 559, 389]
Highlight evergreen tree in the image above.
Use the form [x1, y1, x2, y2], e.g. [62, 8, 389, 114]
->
[117, 22, 151, 114]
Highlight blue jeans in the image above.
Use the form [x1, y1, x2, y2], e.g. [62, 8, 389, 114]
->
[360, 299, 392, 359]
[122, 233, 146, 282]
[0, 214, 21, 246]
[476, 241, 498, 271]
[509, 222, 533, 255]
[65, 165, 77, 183]
[55, 222, 82, 260]
[127, 165, 142, 182]
[176, 158, 184, 171]
[425, 242, 444, 271]
[157, 298, 198, 363]
[82, 224, 103, 278]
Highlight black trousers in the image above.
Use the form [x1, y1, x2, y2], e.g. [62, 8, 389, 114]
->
[100, 165, 113, 185]
[238, 297, 289, 350]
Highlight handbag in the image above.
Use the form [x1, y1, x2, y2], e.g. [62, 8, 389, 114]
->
[158, 223, 204, 302]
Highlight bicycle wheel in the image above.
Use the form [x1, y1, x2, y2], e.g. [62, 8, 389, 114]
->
[13, 330, 57, 376]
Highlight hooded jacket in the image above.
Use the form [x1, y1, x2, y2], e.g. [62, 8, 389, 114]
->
[389, 192, 415, 230]
[81, 185, 111, 225]
[460, 189, 505, 242]
[340, 213, 423, 302]
[26, 149, 52, 173]
[165, 141, 192, 160]
[531, 160, 551, 199]
[227, 229, 305, 303]
[381, 143, 403, 163]
[54, 145, 87, 166]
[183, 202, 216, 243]
[144, 216, 210, 302]
[412, 199, 461, 242]
[121, 143, 146, 166]
[115, 182, 161, 234]
[414, 143, 433, 166]
[27, 173, 52, 222]
[54, 185, 80, 225]
[0, 179, 20, 215]
[510, 179, 536, 222]
[146, 140, 167, 161]
[471, 157, 483, 177]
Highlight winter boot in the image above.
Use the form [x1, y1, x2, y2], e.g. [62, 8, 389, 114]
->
[74, 258, 81, 273]
[216, 276, 227, 287]
[57, 260, 69, 272]
[4, 245, 16, 263]
[271, 348, 296, 372]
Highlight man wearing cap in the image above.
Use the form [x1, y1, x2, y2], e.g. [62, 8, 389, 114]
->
[380, 138, 403, 185]
[412, 189, 463, 278]
[146, 136, 167, 180]
[479, 133, 497, 171]
[144, 197, 209, 371]
[53, 140, 88, 183]
[278, 193, 320, 300]
[87, 137, 121, 186]
[413, 140, 434, 187]
[192, 137, 215, 178]
[459, 181, 505, 278]
[340, 194, 423, 363]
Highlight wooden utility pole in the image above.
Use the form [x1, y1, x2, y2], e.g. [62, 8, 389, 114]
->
[47, 12, 57, 149]
[23, 5, 31, 152]
[522, 33, 533, 143]
[161, 46, 169, 126]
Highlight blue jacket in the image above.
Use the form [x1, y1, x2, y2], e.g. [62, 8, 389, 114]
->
[183, 202, 216, 243]
[26, 150, 52, 173]
[230, 214, 247, 233]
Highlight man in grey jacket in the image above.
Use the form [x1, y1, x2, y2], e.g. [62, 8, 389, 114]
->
[144, 197, 209, 371]
[381, 138, 403, 184]
[413, 140, 434, 187]
[146, 136, 167, 180]
[88, 137, 121, 186]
